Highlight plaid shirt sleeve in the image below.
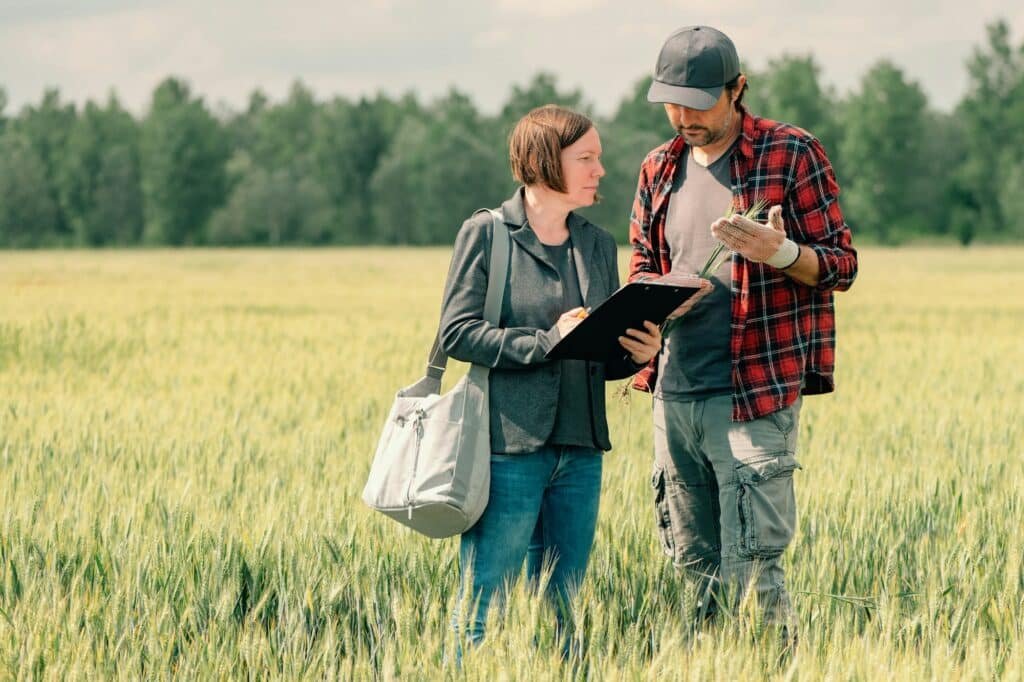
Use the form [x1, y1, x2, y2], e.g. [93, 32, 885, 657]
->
[626, 144, 678, 393]
[787, 137, 857, 292]
[730, 127, 858, 420]
[627, 152, 662, 283]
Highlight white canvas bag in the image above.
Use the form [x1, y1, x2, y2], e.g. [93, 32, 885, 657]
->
[361, 210, 510, 538]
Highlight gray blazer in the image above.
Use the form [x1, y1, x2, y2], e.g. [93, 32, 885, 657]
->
[439, 189, 640, 454]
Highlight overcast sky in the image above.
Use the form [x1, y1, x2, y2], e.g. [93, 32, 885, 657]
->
[1, 0, 1022, 117]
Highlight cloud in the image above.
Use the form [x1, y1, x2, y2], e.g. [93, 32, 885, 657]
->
[0, 0, 1021, 117]
[495, 0, 606, 19]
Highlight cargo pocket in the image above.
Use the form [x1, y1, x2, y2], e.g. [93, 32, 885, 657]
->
[735, 454, 800, 559]
[651, 466, 675, 557]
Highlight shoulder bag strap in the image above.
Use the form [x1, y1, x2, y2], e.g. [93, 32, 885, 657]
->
[424, 209, 510, 381]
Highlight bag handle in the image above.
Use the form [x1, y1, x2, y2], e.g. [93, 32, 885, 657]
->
[424, 209, 510, 381]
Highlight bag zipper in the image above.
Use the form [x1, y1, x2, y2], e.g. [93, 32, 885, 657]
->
[403, 408, 427, 519]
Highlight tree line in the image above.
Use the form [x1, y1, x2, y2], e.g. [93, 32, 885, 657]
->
[1, 20, 1022, 248]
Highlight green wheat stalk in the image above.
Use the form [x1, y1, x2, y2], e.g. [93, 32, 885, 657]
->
[698, 197, 770, 278]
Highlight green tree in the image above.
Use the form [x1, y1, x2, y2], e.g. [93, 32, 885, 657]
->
[838, 61, 930, 244]
[58, 94, 144, 245]
[611, 76, 674, 138]
[248, 81, 318, 172]
[9, 89, 77, 241]
[225, 89, 270, 162]
[0, 87, 7, 134]
[996, 159, 1024, 240]
[140, 77, 230, 245]
[955, 19, 1024, 243]
[0, 133, 60, 246]
[498, 73, 587, 130]
[208, 157, 335, 245]
[369, 97, 506, 244]
[92, 145, 146, 245]
[313, 93, 421, 243]
[745, 54, 839, 156]
[919, 111, 970, 243]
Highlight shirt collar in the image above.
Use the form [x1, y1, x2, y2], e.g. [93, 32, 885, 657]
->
[736, 105, 756, 159]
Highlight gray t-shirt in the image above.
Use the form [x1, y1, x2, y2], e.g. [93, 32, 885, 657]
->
[541, 238, 595, 448]
[656, 143, 737, 401]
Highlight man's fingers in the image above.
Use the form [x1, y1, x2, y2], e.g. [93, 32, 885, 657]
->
[622, 328, 654, 343]
[714, 223, 748, 247]
[623, 321, 660, 336]
[619, 334, 659, 358]
[768, 205, 784, 231]
[618, 336, 644, 351]
[728, 214, 762, 234]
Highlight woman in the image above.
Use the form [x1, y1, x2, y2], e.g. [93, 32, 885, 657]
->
[439, 105, 662, 647]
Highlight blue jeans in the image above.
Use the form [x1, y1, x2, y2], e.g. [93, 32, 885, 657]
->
[453, 445, 603, 647]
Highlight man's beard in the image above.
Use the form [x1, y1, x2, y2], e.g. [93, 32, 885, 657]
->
[677, 108, 733, 147]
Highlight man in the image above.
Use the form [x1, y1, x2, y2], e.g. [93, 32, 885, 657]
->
[628, 26, 858, 637]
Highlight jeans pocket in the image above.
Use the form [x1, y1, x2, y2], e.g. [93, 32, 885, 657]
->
[651, 466, 675, 558]
[735, 454, 800, 560]
[766, 398, 801, 454]
[767, 409, 795, 435]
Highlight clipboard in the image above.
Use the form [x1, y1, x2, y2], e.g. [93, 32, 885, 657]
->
[545, 274, 705, 362]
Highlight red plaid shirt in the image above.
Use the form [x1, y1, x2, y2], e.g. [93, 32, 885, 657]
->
[628, 108, 858, 421]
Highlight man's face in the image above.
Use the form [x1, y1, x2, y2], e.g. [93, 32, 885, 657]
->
[663, 80, 742, 147]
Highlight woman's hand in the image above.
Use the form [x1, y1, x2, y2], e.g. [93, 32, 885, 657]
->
[618, 320, 662, 364]
[555, 307, 587, 338]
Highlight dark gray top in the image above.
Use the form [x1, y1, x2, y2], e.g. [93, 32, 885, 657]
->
[657, 143, 736, 401]
[541, 237, 595, 448]
[439, 189, 641, 454]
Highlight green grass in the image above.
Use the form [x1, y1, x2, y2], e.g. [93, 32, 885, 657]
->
[1, 247, 1022, 679]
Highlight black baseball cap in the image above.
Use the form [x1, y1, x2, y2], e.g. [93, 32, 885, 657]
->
[647, 26, 740, 110]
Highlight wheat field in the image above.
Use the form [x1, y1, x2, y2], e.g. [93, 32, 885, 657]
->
[1, 247, 1022, 680]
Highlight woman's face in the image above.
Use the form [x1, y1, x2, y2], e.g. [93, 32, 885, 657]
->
[558, 127, 604, 208]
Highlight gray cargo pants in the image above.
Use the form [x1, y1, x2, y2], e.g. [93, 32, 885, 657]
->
[652, 394, 802, 627]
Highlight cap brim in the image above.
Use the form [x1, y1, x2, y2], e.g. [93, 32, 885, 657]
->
[647, 80, 722, 110]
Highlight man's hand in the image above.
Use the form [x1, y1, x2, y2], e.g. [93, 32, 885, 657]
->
[666, 278, 714, 320]
[619, 321, 662, 364]
[711, 204, 786, 263]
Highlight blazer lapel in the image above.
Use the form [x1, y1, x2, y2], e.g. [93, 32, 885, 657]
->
[508, 225, 552, 268]
[568, 214, 595, 306]
[501, 189, 554, 269]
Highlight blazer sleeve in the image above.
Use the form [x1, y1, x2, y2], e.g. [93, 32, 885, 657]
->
[439, 217, 560, 369]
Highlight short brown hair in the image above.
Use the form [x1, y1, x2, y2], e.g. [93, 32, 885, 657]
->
[508, 105, 593, 192]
